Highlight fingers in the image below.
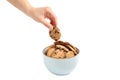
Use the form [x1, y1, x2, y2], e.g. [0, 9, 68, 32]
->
[40, 18, 53, 31]
[49, 12, 57, 26]
[32, 7, 57, 31]
[45, 7, 57, 27]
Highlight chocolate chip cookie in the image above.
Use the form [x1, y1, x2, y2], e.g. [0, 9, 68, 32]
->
[49, 26, 61, 41]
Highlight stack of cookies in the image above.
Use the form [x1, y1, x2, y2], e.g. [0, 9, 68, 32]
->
[46, 26, 79, 58]
[45, 41, 79, 58]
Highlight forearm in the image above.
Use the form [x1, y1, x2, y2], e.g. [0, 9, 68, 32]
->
[7, 0, 33, 15]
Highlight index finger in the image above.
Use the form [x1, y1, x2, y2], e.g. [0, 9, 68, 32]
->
[46, 9, 57, 27]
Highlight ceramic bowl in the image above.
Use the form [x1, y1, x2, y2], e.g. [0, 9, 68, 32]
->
[43, 47, 80, 75]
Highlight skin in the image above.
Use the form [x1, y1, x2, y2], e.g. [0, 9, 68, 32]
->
[7, 0, 57, 31]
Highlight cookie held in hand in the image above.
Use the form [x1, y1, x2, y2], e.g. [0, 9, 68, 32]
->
[49, 26, 61, 41]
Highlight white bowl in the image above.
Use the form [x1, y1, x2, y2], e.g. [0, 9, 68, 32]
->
[43, 47, 79, 75]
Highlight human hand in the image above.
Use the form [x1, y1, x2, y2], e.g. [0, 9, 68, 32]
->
[7, 0, 57, 31]
[28, 7, 57, 31]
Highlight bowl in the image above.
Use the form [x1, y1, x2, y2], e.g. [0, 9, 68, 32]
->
[43, 47, 80, 75]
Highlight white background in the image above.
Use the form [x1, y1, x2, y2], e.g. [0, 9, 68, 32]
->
[0, 0, 120, 80]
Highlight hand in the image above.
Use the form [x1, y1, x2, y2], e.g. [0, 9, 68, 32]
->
[28, 7, 57, 31]
[7, 0, 57, 31]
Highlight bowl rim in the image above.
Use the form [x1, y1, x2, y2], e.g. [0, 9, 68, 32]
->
[42, 47, 80, 60]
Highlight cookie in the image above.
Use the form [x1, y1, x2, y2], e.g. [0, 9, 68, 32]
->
[66, 51, 75, 58]
[55, 49, 65, 58]
[49, 27, 61, 41]
[46, 47, 55, 57]
[54, 41, 78, 54]
[56, 45, 69, 52]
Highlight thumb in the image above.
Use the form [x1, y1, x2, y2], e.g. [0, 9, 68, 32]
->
[41, 19, 53, 31]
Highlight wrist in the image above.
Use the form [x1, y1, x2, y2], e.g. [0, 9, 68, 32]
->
[25, 6, 33, 15]
[25, 6, 36, 19]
